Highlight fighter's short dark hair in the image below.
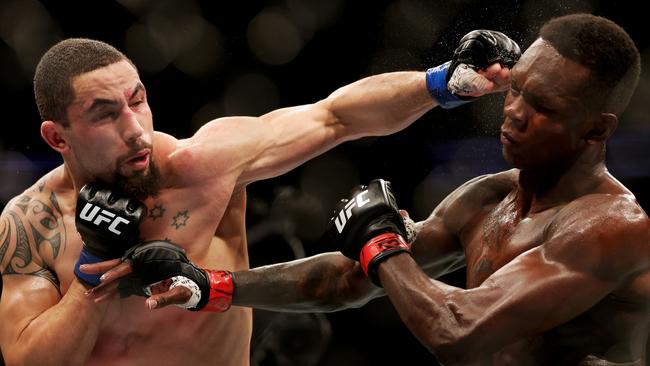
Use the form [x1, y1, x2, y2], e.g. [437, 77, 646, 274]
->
[33, 38, 135, 125]
[539, 14, 640, 116]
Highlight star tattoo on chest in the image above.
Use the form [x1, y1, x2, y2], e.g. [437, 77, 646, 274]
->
[171, 210, 190, 229]
[148, 204, 166, 221]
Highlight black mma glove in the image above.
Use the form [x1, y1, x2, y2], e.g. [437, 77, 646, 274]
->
[119, 241, 234, 312]
[327, 179, 410, 287]
[73, 183, 146, 286]
[426, 29, 521, 108]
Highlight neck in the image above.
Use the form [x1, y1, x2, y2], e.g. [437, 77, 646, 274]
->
[62, 159, 95, 196]
[516, 144, 607, 214]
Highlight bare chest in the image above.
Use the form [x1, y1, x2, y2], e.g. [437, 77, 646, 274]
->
[463, 197, 559, 287]
[54, 184, 241, 291]
[88, 297, 252, 365]
[138, 187, 229, 247]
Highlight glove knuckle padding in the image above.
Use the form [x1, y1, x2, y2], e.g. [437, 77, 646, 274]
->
[449, 30, 521, 81]
[126, 240, 211, 309]
[328, 179, 406, 260]
[75, 183, 146, 259]
[130, 241, 207, 286]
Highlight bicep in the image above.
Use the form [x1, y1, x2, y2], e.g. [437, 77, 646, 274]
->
[410, 174, 507, 277]
[242, 102, 345, 183]
[192, 103, 343, 186]
[0, 275, 61, 348]
[410, 215, 464, 278]
[453, 202, 649, 354]
[452, 245, 619, 353]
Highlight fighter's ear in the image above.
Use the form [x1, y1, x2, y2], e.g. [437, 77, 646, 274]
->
[41, 120, 69, 153]
[584, 113, 617, 144]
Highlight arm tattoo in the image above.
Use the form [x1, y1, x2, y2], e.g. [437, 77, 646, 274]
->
[5, 211, 31, 273]
[21, 194, 66, 259]
[14, 195, 32, 215]
[50, 191, 63, 216]
[1, 193, 63, 293]
[0, 215, 10, 264]
[31, 268, 61, 294]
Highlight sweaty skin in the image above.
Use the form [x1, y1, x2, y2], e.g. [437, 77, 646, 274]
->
[178, 39, 650, 365]
[0, 153, 255, 365]
[375, 40, 650, 365]
[1, 55, 486, 365]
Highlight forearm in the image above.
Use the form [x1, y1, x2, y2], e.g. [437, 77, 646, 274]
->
[326, 71, 437, 138]
[8, 280, 109, 366]
[232, 252, 382, 312]
[378, 253, 472, 364]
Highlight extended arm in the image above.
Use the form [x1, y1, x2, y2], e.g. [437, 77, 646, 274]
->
[0, 198, 108, 366]
[188, 30, 519, 186]
[232, 252, 375, 312]
[192, 71, 437, 186]
[231, 208, 465, 312]
[83, 31, 521, 310]
[84, 173, 503, 311]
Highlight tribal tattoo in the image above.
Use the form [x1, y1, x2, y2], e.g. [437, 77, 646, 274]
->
[0, 193, 66, 293]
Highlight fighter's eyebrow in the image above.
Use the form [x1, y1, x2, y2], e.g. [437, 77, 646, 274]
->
[129, 82, 145, 100]
[86, 98, 117, 113]
[86, 82, 145, 113]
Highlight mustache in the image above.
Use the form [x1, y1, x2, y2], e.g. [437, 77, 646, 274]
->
[117, 142, 153, 164]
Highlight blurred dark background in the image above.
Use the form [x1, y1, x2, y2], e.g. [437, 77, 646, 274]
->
[0, 0, 648, 365]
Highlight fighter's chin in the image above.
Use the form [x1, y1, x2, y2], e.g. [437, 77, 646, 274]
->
[119, 164, 151, 179]
[113, 159, 162, 198]
[502, 148, 525, 169]
[502, 147, 515, 166]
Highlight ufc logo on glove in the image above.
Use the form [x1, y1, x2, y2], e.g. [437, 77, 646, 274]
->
[78, 203, 131, 235]
[334, 190, 370, 233]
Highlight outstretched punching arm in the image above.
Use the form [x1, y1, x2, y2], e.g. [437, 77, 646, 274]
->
[83, 173, 506, 312]
[183, 30, 519, 187]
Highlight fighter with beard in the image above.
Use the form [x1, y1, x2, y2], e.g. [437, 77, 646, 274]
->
[0, 33, 516, 365]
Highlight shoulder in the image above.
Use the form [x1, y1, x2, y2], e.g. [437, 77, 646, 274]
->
[3, 167, 71, 218]
[435, 169, 516, 215]
[547, 193, 650, 276]
[161, 118, 262, 185]
[190, 116, 261, 143]
[554, 193, 648, 237]
[152, 131, 207, 185]
[0, 174, 67, 290]
[425, 169, 516, 233]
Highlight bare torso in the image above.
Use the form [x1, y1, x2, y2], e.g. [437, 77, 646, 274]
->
[24, 133, 254, 365]
[461, 170, 650, 365]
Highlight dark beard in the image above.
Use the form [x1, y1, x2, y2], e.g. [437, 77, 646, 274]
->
[112, 160, 162, 199]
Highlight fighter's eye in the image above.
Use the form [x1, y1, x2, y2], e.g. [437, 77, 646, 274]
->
[94, 112, 114, 122]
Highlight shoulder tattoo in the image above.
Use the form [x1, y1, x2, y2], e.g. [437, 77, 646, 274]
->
[0, 193, 64, 293]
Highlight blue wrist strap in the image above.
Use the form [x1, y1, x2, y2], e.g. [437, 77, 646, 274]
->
[74, 250, 104, 286]
[425, 61, 473, 109]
